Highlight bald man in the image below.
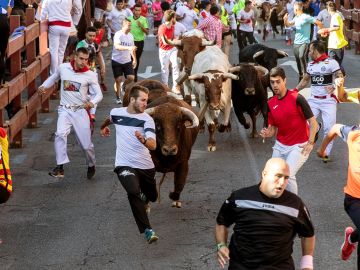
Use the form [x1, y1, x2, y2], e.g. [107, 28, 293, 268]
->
[215, 158, 315, 270]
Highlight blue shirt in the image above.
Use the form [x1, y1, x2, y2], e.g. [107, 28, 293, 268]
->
[0, 0, 14, 14]
[291, 13, 316, 44]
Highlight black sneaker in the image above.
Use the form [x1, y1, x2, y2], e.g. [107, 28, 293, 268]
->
[49, 166, 64, 178]
[87, 166, 95, 179]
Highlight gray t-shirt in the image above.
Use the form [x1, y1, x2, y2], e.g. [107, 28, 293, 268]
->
[110, 107, 156, 169]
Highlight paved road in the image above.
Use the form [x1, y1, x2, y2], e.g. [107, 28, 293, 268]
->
[0, 33, 359, 270]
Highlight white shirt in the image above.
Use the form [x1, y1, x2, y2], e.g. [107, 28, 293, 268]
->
[41, 63, 103, 106]
[110, 107, 156, 169]
[224, 1, 237, 29]
[306, 57, 340, 96]
[107, 8, 133, 33]
[112, 30, 134, 64]
[238, 9, 254, 32]
[176, 5, 198, 31]
[174, 22, 187, 38]
[41, 0, 82, 25]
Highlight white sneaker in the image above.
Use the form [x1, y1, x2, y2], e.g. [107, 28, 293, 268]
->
[116, 98, 122, 104]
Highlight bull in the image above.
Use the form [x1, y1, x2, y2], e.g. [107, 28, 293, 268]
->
[145, 96, 199, 208]
[163, 29, 215, 102]
[239, 44, 288, 71]
[188, 46, 238, 151]
[229, 64, 269, 137]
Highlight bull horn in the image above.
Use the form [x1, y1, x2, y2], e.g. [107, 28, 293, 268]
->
[198, 102, 208, 122]
[253, 50, 265, 60]
[180, 107, 199, 128]
[277, 50, 288, 57]
[222, 72, 239, 80]
[201, 39, 216, 46]
[254, 65, 269, 77]
[188, 73, 203, 80]
[228, 66, 241, 73]
[145, 107, 156, 116]
[176, 71, 189, 85]
[163, 35, 182, 46]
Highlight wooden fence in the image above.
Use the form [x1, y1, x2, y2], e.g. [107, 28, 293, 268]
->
[337, 0, 360, 54]
[2, 8, 55, 148]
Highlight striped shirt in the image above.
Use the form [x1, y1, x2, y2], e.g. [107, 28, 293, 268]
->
[197, 15, 224, 47]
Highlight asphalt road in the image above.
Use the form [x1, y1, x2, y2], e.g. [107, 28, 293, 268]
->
[0, 32, 359, 270]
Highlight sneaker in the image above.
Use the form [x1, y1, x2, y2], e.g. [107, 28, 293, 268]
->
[49, 166, 64, 178]
[139, 192, 148, 202]
[116, 98, 122, 104]
[87, 166, 95, 179]
[322, 155, 330, 163]
[341, 227, 357, 260]
[144, 228, 158, 244]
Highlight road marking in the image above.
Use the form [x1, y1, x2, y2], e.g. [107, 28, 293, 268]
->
[42, 117, 53, 125]
[138, 66, 160, 79]
[280, 60, 298, 73]
[11, 154, 27, 164]
[233, 114, 261, 182]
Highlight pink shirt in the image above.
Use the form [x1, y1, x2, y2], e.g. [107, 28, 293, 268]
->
[152, 1, 163, 22]
[197, 15, 224, 47]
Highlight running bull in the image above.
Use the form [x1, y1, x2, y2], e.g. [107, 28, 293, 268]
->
[145, 96, 199, 208]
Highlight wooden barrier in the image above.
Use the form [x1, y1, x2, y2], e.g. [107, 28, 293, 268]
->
[337, 0, 360, 54]
[3, 8, 53, 147]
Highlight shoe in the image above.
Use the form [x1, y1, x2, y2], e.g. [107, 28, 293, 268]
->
[100, 83, 107, 92]
[49, 166, 64, 178]
[314, 122, 322, 143]
[144, 228, 158, 244]
[116, 98, 122, 104]
[87, 166, 95, 179]
[341, 227, 357, 260]
[322, 155, 330, 163]
[140, 192, 148, 203]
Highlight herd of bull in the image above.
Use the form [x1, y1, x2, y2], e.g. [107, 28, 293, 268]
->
[123, 29, 289, 208]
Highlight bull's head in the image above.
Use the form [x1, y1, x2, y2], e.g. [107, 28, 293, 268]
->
[164, 35, 215, 76]
[253, 49, 288, 70]
[229, 64, 269, 95]
[145, 104, 199, 156]
[189, 72, 238, 112]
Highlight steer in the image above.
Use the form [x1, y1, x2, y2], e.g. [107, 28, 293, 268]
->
[122, 80, 171, 106]
[230, 64, 269, 137]
[239, 43, 288, 71]
[163, 29, 215, 102]
[145, 96, 199, 208]
[188, 46, 238, 151]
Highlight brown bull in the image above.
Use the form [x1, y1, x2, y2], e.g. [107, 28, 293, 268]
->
[145, 96, 199, 208]
[122, 80, 171, 107]
[163, 29, 215, 84]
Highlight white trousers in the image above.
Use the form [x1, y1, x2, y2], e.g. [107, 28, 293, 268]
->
[272, 140, 310, 195]
[159, 48, 179, 91]
[48, 25, 70, 74]
[55, 106, 96, 166]
[307, 96, 337, 155]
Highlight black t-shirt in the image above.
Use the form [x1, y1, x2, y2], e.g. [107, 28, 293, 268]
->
[216, 185, 314, 270]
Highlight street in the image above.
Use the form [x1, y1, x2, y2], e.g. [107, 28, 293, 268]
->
[0, 33, 359, 270]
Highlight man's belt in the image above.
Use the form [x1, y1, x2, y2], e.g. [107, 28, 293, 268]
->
[60, 104, 84, 112]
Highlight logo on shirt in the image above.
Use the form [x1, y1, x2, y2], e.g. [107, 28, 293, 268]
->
[119, 170, 135, 177]
[63, 80, 81, 92]
[321, 66, 326, 72]
[273, 105, 279, 109]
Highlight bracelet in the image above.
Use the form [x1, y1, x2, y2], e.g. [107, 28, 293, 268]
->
[216, 242, 227, 251]
[300, 255, 313, 269]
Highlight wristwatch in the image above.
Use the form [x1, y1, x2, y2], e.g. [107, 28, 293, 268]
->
[217, 242, 227, 251]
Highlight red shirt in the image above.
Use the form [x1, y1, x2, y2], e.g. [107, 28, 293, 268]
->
[158, 24, 175, 50]
[94, 29, 105, 45]
[268, 90, 313, 146]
